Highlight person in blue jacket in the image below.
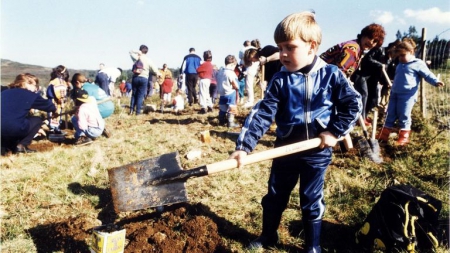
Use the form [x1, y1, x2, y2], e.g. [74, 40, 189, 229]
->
[229, 11, 361, 252]
[180, 47, 201, 106]
[1, 73, 56, 154]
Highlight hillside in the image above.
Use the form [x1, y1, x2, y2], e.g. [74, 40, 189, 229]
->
[1, 59, 96, 86]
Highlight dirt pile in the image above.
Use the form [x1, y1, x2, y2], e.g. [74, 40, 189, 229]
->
[123, 204, 226, 252]
[27, 203, 230, 253]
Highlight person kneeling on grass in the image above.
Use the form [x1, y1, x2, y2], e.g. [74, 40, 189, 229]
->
[71, 73, 113, 138]
[71, 90, 105, 146]
[1, 73, 57, 154]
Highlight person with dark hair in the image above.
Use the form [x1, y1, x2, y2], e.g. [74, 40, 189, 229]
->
[95, 66, 122, 97]
[2, 73, 56, 154]
[209, 65, 219, 104]
[379, 39, 401, 108]
[196, 50, 214, 114]
[71, 73, 114, 120]
[351, 46, 386, 125]
[320, 23, 386, 79]
[251, 39, 261, 49]
[129, 44, 160, 115]
[180, 47, 201, 106]
[71, 89, 105, 146]
[243, 44, 283, 106]
[47, 65, 71, 134]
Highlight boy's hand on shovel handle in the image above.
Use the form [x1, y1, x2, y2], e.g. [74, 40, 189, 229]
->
[228, 150, 248, 169]
[319, 131, 339, 149]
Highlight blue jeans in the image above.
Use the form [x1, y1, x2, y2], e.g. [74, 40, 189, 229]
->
[238, 79, 245, 99]
[354, 75, 368, 119]
[385, 91, 417, 130]
[95, 72, 111, 96]
[130, 76, 148, 115]
[71, 116, 103, 139]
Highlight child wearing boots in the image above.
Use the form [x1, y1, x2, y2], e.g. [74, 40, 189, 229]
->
[216, 55, 240, 128]
[377, 38, 444, 146]
[229, 11, 361, 252]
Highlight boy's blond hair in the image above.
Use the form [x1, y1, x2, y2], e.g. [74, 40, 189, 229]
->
[274, 11, 322, 46]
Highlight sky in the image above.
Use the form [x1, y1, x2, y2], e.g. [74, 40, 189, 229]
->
[1, 0, 450, 71]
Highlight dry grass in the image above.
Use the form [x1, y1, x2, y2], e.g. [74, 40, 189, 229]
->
[1, 80, 449, 252]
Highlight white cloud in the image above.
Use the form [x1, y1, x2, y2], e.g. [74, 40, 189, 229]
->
[370, 10, 394, 24]
[137, 0, 144, 5]
[404, 7, 450, 25]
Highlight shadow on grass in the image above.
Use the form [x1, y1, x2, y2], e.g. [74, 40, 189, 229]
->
[283, 219, 362, 252]
[68, 182, 117, 224]
[27, 222, 91, 253]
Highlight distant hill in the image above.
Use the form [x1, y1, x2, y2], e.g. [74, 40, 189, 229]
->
[1, 59, 96, 87]
[1, 59, 181, 88]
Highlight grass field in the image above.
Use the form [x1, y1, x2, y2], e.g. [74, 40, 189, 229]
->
[1, 75, 449, 252]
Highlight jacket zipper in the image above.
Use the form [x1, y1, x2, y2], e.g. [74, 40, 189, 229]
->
[304, 75, 312, 139]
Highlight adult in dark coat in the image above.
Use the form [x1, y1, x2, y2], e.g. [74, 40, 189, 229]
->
[1, 73, 56, 153]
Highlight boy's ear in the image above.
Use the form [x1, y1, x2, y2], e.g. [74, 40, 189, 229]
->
[309, 41, 318, 52]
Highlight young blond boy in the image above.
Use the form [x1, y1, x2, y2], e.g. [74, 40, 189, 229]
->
[229, 11, 361, 251]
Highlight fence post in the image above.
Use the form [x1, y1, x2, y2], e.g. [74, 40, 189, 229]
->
[420, 28, 427, 118]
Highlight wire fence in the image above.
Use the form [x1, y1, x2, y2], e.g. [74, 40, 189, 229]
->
[416, 29, 450, 138]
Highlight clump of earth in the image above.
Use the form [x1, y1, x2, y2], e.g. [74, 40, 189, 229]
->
[27, 203, 231, 253]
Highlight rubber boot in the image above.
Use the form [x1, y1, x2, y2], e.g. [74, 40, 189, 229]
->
[218, 111, 227, 125]
[396, 129, 411, 146]
[376, 127, 392, 142]
[227, 114, 239, 128]
[247, 210, 281, 250]
[304, 220, 322, 253]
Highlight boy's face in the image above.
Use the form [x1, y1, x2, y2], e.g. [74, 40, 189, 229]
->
[277, 38, 313, 72]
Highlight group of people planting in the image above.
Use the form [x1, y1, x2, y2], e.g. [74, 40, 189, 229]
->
[1, 10, 445, 253]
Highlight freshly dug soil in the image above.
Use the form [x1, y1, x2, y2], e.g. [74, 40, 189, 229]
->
[27, 203, 232, 253]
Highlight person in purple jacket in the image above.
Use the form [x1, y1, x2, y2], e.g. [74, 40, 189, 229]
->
[1, 73, 56, 154]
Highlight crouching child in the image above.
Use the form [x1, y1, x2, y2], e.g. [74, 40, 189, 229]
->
[72, 90, 105, 146]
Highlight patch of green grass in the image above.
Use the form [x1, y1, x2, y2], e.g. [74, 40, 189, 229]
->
[1, 83, 449, 252]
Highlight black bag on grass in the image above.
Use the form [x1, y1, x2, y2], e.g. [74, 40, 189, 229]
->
[355, 184, 442, 252]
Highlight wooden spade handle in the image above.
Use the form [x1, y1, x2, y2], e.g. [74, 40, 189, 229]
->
[371, 110, 378, 139]
[206, 138, 322, 175]
[260, 64, 265, 99]
[382, 67, 392, 87]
